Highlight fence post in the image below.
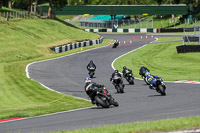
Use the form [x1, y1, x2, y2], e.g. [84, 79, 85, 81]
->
[6, 12, 8, 21]
[199, 28, 200, 45]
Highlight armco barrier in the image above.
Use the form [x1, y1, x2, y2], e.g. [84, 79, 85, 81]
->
[50, 37, 103, 53]
[176, 45, 200, 53]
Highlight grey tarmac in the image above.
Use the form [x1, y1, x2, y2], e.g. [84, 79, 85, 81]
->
[0, 34, 199, 133]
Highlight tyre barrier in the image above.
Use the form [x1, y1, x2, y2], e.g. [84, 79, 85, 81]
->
[176, 45, 200, 53]
[85, 28, 157, 33]
[50, 37, 103, 53]
[183, 35, 199, 42]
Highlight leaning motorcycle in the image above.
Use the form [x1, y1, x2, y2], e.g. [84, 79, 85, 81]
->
[88, 67, 95, 78]
[150, 77, 166, 96]
[112, 76, 125, 93]
[112, 42, 119, 48]
[123, 70, 134, 85]
[94, 87, 119, 108]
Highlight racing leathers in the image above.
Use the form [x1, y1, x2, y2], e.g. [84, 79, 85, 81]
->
[85, 82, 105, 104]
[122, 67, 132, 78]
[146, 74, 159, 89]
[139, 66, 149, 77]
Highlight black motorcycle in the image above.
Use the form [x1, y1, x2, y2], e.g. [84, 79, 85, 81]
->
[112, 41, 119, 48]
[123, 70, 134, 85]
[112, 75, 125, 93]
[94, 87, 119, 108]
[88, 67, 95, 78]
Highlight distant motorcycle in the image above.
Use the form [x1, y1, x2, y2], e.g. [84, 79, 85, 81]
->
[112, 41, 119, 48]
[94, 87, 119, 108]
[88, 67, 95, 78]
[112, 75, 125, 93]
[123, 70, 134, 85]
[148, 76, 166, 96]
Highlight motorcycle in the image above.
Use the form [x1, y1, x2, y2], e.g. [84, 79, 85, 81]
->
[148, 76, 166, 96]
[88, 67, 95, 78]
[112, 75, 125, 93]
[123, 70, 134, 85]
[94, 87, 119, 108]
[112, 41, 119, 48]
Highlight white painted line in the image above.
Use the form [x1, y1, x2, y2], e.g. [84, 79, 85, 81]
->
[0, 106, 94, 124]
[168, 129, 200, 133]
[22, 43, 109, 122]
[111, 38, 200, 85]
[111, 44, 148, 73]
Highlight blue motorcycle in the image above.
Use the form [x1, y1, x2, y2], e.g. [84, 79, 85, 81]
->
[146, 75, 166, 96]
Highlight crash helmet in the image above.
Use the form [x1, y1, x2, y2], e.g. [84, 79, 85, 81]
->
[114, 70, 119, 73]
[141, 64, 144, 67]
[85, 77, 91, 83]
[90, 60, 93, 63]
[145, 72, 150, 77]
[123, 66, 127, 70]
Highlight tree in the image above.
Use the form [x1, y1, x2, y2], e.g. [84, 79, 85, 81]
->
[0, 0, 2, 10]
[48, 0, 66, 17]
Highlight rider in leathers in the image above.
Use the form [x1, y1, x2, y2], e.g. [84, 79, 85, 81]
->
[85, 77, 109, 104]
[110, 70, 124, 88]
[87, 60, 96, 72]
[122, 66, 133, 78]
[145, 72, 159, 90]
[139, 65, 150, 76]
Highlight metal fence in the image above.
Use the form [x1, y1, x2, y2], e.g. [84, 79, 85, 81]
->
[71, 19, 154, 29]
[183, 25, 200, 45]
[0, 11, 38, 22]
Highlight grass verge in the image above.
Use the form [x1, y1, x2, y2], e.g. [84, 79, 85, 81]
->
[53, 116, 200, 133]
[154, 37, 182, 42]
[113, 37, 200, 81]
[0, 18, 113, 120]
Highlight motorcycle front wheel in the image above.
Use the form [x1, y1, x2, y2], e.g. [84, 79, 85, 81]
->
[157, 84, 166, 96]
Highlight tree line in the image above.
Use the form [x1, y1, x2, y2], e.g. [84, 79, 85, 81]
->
[0, 0, 199, 15]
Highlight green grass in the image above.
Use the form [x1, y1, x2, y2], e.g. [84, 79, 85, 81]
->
[114, 37, 200, 81]
[53, 116, 200, 133]
[155, 37, 182, 42]
[0, 18, 112, 120]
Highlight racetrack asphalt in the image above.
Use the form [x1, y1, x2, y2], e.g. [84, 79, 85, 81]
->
[0, 33, 200, 133]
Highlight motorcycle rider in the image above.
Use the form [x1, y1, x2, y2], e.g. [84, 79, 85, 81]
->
[110, 70, 125, 88]
[85, 77, 109, 104]
[110, 70, 122, 81]
[113, 40, 119, 48]
[87, 60, 96, 74]
[122, 66, 133, 78]
[139, 64, 150, 76]
[145, 72, 159, 90]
